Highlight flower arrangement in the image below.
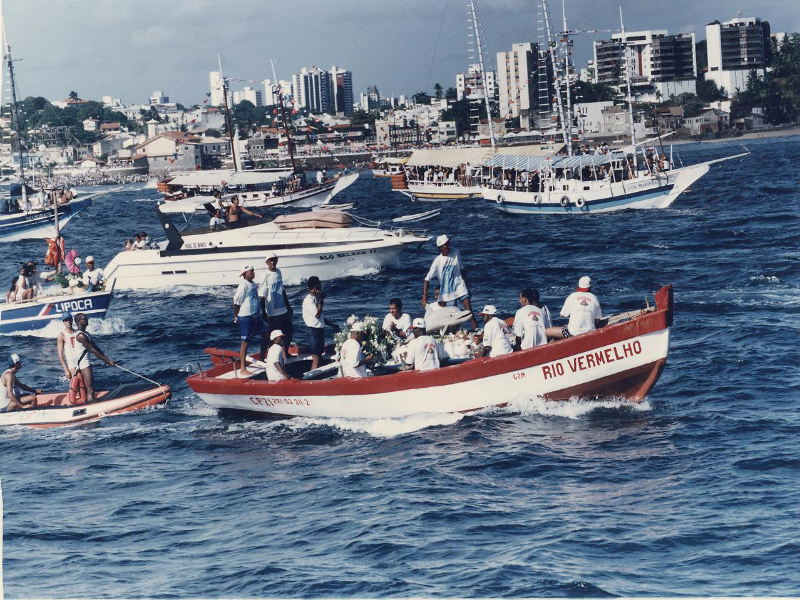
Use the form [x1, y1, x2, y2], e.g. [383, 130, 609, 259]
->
[334, 314, 396, 366]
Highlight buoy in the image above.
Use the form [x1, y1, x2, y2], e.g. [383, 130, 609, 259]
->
[575, 197, 586, 208]
[496, 195, 505, 204]
[533, 195, 541, 205]
[410, 194, 418, 203]
[560, 196, 570, 207]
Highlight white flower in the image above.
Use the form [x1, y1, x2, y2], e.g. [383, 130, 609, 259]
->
[74, 257, 82, 265]
[346, 315, 358, 325]
[364, 316, 378, 326]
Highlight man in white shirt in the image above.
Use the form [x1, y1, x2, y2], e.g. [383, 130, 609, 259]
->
[422, 234, 478, 330]
[259, 252, 293, 357]
[403, 318, 440, 372]
[340, 322, 372, 378]
[265, 330, 291, 382]
[513, 288, 551, 350]
[382, 297, 412, 341]
[480, 305, 514, 358]
[546, 276, 602, 339]
[233, 264, 269, 375]
[302, 276, 340, 370]
[82, 256, 104, 291]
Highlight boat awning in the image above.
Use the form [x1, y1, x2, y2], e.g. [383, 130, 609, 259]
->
[482, 152, 623, 171]
[168, 169, 293, 187]
[404, 144, 564, 169]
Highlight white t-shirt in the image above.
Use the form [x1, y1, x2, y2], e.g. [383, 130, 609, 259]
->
[482, 316, 514, 357]
[560, 291, 602, 335]
[425, 250, 469, 302]
[61, 328, 82, 370]
[234, 279, 261, 317]
[382, 312, 411, 337]
[82, 268, 104, 287]
[302, 293, 324, 328]
[513, 304, 552, 349]
[259, 269, 288, 317]
[404, 334, 440, 371]
[265, 343, 286, 382]
[340, 337, 367, 378]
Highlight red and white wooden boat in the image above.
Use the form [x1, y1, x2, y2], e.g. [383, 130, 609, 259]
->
[0, 383, 171, 428]
[187, 286, 674, 419]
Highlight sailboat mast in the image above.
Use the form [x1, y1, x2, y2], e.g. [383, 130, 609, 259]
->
[561, 0, 573, 155]
[218, 55, 238, 172]
[5, 37, 26, 200]
[277, 88, 296, 173]
[541, 0, 569, 150]
[469, 0, 495, 152]
[619, 7, 637, 170]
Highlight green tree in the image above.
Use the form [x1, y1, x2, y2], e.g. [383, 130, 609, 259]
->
[350, 109, 377, 129]
[412, 91, 432, 105]
[433, 83, 443, 99]
[445, 87, 457, 101]
[68, 91, 79, 101]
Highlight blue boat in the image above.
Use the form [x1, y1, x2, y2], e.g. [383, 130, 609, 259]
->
[0, 287, 114, 334]
[0, 195, 93, 242]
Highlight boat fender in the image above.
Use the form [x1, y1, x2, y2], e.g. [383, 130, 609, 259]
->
[575, 197, 586, 208]
[410, 194, 418, 203]
[533, 194, 541, 205]
[560, 195, 570, 207]
[68, 372, 87, 405]
[496, 195, 505, 205]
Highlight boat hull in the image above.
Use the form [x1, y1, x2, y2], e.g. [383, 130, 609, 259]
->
[188, 286, 674, 419]
[0, 198, 93, 242]
[482, 164, 708, 214]
[0, 384, 170, 428]
[0, 289, 113, 334]
[399, 183, 483, 202]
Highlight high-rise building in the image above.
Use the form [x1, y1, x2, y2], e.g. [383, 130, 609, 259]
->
[292, 67, 339, 114]
[456, 64, 497, 102]
[209, 71, 227, 107]
[233, 87, 263, 107]
[497, 43, 539, 128]
[706, 17, 770, 95]
[150, 91, 169, 105]
[593, 30, 697, 101]
[331, 66, 354, 116]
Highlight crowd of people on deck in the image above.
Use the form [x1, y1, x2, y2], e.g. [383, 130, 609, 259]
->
[5, 253, 106, 305]
[229, 233, 602, 383]
[0, 187, 76, 215]
[123, 231, 156, 251]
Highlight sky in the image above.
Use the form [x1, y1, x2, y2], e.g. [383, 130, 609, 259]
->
[4, 0, 799, 107]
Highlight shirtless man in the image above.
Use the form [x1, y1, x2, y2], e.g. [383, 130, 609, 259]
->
[226, 195, 262, 226]
[74, 312, 117, 402]
[1, 354, 42, 412]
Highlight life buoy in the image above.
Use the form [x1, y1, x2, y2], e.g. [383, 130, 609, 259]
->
[532, 194, 541, 205]
[575, 197, 586, 208]
[560, 196, 570, 207]
[68, 372, 87, 405]
[410, 194, 418, 203]
[496, 195, 505, 204]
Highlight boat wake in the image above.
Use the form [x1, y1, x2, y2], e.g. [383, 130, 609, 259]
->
[285, 412, 465, 438]
[0, 316, 127, 338]
[498, 396, 652, 419]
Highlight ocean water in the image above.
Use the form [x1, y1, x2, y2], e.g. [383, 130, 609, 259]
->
[1, 136, 799, 598]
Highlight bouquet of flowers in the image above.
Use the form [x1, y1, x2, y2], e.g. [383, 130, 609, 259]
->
[334, 314, 396, 366]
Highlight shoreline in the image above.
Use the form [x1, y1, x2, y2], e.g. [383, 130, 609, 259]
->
[667, 126, 800, 146]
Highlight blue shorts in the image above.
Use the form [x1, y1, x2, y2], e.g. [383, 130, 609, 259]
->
[308, 327, 325, 355]
[238, 314, 268, 341]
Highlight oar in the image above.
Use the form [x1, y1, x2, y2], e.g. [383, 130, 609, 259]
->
[114, 364, 169, 402]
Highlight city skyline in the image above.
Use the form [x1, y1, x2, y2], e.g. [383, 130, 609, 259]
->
[5, 0, 799, 107]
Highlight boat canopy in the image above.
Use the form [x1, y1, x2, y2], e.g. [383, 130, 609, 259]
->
[405, 144, 564, 169]
[482, 151, 624, 171]
[168, 169, 293, 188]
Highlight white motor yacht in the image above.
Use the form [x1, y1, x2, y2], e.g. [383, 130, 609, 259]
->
[103, 209, 429, 290]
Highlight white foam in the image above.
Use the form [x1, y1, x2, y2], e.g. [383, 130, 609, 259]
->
[287, 412, 465, 438]
[177, 397, 219, 417]
[749, 274, 780, 284]
[483, 396, 652, 419]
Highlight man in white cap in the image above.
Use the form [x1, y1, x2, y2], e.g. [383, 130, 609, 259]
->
[1, 354, 42, 412]
[265, 330, 291, 382]
[339, 322, 372, 378]
[259, 251, 293, 357]
[480, 305, 514, 357]
[546, 276, 602, 339]
[402, 318, 440, 371]
[233, 264, 269, 374]
[514, 288, 551, 350]
[422, 234, 478, 330]
[82, 256, 104, 291]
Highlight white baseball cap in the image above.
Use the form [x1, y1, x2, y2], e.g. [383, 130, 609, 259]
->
[412, 317, 426, 329]
[578, 276, 591, 290]
[350, 322, 365, 332]
[480, 305, 498, 316]
[8, 353, 20, 366]
[265, 252, 278, 262]
[270, 329, 285, 341]
[240, 264, 254, 276]
[86, 255, 95, 263]
[436, 234, 450, 247]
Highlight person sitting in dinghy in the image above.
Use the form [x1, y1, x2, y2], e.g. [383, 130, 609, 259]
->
[1, 354, 42, 412]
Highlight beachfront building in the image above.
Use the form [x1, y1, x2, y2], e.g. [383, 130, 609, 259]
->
[455, 64, 497, 102]
[705, 17, 770, 96]
[594, 30, 697, 102]
[496, 43, 539, 130]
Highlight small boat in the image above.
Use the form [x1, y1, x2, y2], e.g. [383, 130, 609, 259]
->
[0, 286, 114, 334]
[392, 208, 441, 224]
[187, 286, 674, 419]
[0, 382, 170, 428]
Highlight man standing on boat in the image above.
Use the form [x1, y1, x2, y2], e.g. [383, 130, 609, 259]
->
[57, 313, 80, 380]
[1, 354, 42, 412]
[402, 318, 440, 372]
[340, 322, 372, 378]
[514, 288, 551, 349]
[480, 306, 514, 358]
[422, 234, 478, 330]
[74, 313, 116, 403]
[259, 252, 293, 358]
[546, 276, 602, 340]
[302, 276, 340, 371]
[234, 265, 269, 375]
[227, 196, 261, 227]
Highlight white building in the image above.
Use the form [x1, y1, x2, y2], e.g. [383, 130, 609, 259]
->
[496, 43, 538, 129]
[150, 91, 169, 105]
[574, 101, 614, 134]
[706, 17, 769, 96]
[233, 86, 263, 107]
[209, 71, 227, 107]
[456, 64, 497, 102]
